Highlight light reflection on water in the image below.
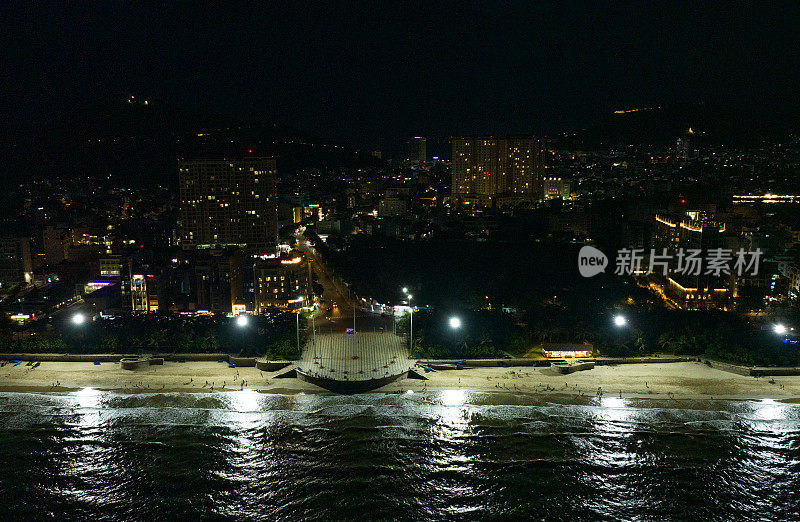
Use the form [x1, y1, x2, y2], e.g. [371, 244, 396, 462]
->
[0, 389, 799, 520]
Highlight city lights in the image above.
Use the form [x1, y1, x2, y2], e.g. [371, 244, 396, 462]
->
[613, 315, 627, 327]
[71, 313, 85, 325]
[236, 315, 248, 327]
[448, 316, 462, 329]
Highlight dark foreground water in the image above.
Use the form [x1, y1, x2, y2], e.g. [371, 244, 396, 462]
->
[1, 389, 799, 521]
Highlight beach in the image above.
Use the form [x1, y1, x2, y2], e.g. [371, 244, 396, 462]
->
[2, 360, 800, 400]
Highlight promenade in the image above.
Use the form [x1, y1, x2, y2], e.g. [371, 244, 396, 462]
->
[297, 332, 412, 381]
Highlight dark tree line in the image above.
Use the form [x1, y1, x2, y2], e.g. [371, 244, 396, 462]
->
[0, 312, 307, 359]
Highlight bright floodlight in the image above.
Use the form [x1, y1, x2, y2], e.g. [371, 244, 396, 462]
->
[72, 313, 85, 325]
[774, 324, 787, 335]
[449, 316, 462, 329]
[613, 314, 627, 327]
[407, 294, 412, 300]
[236, 315, 248, 327]
[402, 287, 408, 294]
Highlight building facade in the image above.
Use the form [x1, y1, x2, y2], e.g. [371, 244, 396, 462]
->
[131, 273, 159, 313]
[254, 252, 310, 312]
[179, 157, 278, 251]
[651, 212, 730, 310]
[193, 248, 243, 314]
[451, 137, 545, 205]
[0, 238, 33, 288]
[410, 137, 426, 163]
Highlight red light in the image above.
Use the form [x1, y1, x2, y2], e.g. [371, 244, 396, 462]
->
[680, 199, 686, 204]
[248, 149, 253, 154]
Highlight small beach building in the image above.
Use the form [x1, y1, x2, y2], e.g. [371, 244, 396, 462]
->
[543, 343, 594, 358]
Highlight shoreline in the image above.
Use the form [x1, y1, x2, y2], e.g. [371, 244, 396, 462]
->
[2, 360, 800, 403]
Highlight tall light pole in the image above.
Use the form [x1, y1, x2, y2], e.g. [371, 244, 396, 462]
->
[312, 312, 317, 358]
[235, 314, 249, 355]
[72, 313, 86, 352]
[407, 293, 413, 353]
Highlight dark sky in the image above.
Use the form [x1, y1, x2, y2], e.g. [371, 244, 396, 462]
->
[4, 2, 800, 152]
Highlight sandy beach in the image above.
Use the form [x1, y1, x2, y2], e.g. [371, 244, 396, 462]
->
[2, 360, 800, 401]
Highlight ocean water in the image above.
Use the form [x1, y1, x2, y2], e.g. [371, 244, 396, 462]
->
[0, 389, 799, 520]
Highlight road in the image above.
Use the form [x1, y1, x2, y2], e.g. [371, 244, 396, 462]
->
[295, 231, 395, 335]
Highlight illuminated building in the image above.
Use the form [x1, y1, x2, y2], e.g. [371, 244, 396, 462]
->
[178, 157, 277, 251]
[451, 136, 545, 205]
[732, 194, 800, 204]
[543, 343, 594, 358]
[410, 137, 426, 163]
[0, 238, 33, 287]
[542, 177, 571, 199]
[131, 274, 159, 312]
[254, 252, 309, 311]
[293, 204, 321, 224]
[652, 212, 730, 310]
[99, 256, 132, 297]
[788, 263, 800, 299]
[675, 128, 695, 160]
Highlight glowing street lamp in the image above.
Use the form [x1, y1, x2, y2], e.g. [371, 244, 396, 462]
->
[774, 324, 787, 335]
[236, 314, 249, 328]
[402, 287, 414, 352]
[72, 313, 85, 325]
[449, 316, 462, 329]
[613, 314, 627, 328]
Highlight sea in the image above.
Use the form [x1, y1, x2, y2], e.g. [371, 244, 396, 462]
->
[0, 389, 799, 520]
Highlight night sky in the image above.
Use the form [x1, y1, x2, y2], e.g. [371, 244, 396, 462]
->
[4, 2, 800, 151]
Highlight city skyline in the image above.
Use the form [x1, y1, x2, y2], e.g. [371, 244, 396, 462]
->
[2, 4, 800, 519]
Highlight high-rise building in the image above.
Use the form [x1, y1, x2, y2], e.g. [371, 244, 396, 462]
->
[451, 137, 545, 205]
[193, 247, 243, 314]
[0, 238, 33, 288]
[410, 137, 426, 163]
[178, 157, 277, 251]
[43, 226, 70, 265]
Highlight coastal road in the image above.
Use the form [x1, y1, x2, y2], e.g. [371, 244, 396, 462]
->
[295, 233, 357, 319]
[295, 231, 395, 336]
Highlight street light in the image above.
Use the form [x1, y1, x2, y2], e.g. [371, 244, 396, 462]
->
[774, 324, 787, 335]
[449, 316, 462, 329]
[613, 314, 627, 327]
[236, 314, 248, 328]
[407, 294, 413, 352]
[72, 313, 85, 325]
[402, 287, 414, 353]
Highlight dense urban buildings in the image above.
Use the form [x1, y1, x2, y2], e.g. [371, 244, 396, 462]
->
[5, 5, 800, 519]
[178, 157, 278, 251]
